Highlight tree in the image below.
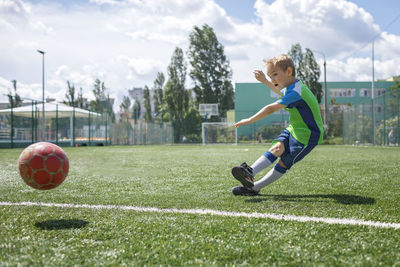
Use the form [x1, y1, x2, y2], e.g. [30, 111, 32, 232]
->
[132, 99, 141, 124]
[143, 85, 153, 122]
[76, 87, 85, 109]
[390, 75, 400, 91]
[64, 81, 76, 107]
[152, 72, 165, 122]
[119, 96, 131, 122]
[7, 80, 22, 108]
[63, 81, 85, 109]
[288, 43, 323, 103]
[181, 101, 202, 142]
[187, 24, 234, 118]
[90, 79, 106, 112]
[90, 79, 115, 122]
[164, 47, 190, 142]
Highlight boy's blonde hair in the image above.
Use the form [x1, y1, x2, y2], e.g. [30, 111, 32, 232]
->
[264, 54, 296, 77]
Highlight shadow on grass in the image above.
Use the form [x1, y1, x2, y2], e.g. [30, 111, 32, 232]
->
[246, 194, 376, 205]
[35, 219, 89, 230]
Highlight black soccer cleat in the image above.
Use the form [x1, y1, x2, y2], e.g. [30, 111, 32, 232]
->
[231, 162, 254, 188]
[232, 186, 259, 196]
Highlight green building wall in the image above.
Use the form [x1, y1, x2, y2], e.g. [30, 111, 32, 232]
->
[235, 81, 395, 138]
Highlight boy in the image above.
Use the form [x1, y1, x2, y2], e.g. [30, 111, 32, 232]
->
[231, 54, 324, 196]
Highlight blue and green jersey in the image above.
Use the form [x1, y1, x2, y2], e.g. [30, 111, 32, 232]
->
[276, 80, 324, 145]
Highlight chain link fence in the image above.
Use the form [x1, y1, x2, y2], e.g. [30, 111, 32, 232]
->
[110, 121, 173, 145]
[0, 101, 173, 148]
[343, 89, 400, 146]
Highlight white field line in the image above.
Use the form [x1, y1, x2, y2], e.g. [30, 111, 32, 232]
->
[1, 201, 400, 230]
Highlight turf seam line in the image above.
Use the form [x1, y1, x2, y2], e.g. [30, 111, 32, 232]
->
[1, 201, 399, 229]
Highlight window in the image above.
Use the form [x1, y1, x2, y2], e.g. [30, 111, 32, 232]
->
[359, 88, 386, 97]
[358, 104, 382, 113]
[329, 88, 356, 97]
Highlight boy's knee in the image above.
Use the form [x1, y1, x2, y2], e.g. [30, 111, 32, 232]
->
[269, 141, 285, 157]
[277, 159, 287, 169]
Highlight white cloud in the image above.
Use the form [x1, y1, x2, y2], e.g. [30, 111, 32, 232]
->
[1, 0, 400, 110]
[252, 0, 381, 57]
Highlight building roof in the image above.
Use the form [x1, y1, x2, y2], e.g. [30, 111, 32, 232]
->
[0, 102, 101, 118]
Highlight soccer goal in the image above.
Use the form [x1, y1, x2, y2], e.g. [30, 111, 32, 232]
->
[201, 122, 237, 145]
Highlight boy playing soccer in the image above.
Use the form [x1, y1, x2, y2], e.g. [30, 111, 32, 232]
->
[232, 54, 324, 196]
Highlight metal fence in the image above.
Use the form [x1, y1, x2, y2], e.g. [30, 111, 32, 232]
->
[0, 101, 173, 148]
[343, 89, 400, 146]
[110, 121, 173, 145]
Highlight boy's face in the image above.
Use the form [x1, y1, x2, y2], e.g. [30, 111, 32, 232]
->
[266, 63, 295, 90]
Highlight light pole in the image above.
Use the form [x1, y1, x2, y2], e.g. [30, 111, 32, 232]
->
[312, 50, 328, 134]
[37, 50, 45, 141]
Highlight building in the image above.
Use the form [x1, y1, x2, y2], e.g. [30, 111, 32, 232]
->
[235, 81, 395, 138]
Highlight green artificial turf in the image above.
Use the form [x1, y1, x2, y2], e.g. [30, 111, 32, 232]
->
[1, 144, 400, 265]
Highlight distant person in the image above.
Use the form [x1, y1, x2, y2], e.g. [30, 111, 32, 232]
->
[231, 54, 324, 195]
[258, 133, 262, 143]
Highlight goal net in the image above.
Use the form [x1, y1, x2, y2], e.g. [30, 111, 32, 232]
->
[201, 122, 237, 145]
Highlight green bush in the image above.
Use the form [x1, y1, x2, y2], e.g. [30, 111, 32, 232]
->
[256, 125, 285, 139]
[183, 134, 201, 143]
[322, 137, 343, 145]
[240, 135, 249, 141]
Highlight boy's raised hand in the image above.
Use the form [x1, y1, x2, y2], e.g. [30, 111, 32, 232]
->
[253, 70, 267, 83]
[235, 118, 251, 128]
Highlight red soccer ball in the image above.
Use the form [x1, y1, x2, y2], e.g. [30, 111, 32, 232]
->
[18, 142, 69, 190]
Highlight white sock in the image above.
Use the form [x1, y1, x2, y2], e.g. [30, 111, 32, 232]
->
[252, 164, 287, 192]
[251, 151, 277, 175]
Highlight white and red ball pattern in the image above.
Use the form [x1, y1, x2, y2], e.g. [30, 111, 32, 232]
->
[18, 142, 69, 190]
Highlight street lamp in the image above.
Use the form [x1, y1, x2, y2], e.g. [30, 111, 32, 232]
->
[312, 50, 328, 134]
[37, 49, 45, 141]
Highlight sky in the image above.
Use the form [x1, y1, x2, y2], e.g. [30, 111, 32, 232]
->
[1, 0, 400, 111]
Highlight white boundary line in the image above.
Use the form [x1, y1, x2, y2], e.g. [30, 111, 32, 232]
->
[1, 201, 400, 230]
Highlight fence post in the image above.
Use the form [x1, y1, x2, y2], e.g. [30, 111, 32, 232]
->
[354, 105, 357, 144]
[105, 113, 108, 145]
[398, 91, 400, 146]
[10, 96, 13, 148]
[31, 101, 34, 144]
[35, 102, 38, 143]
[56, 104, 58, 145]
[383, 92, 386, 145]
[361, 103, 365, 143]
[72, 106, 75, 147]
[88, 111, 91, 146]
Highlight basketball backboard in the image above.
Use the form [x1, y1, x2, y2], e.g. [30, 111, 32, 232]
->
[199, 104, 219, 117]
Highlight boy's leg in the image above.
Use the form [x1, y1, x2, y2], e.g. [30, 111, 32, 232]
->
[250, 151, 277, 175]
[252, 140, 285, 174]
[232, 142, 286, 195]
[231, 141, 283, 188]
[253, 140, 318, 192]
[252, 161, 287, 192]
[252, 142, 287, 191]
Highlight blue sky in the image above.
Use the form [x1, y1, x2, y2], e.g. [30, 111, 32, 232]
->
[1, 0, 400, 109]
[215, 0, 400, 35]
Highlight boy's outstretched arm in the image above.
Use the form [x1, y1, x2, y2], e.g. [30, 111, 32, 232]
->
[235, 102, 286, 128]
[253, 70, 282, 96]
